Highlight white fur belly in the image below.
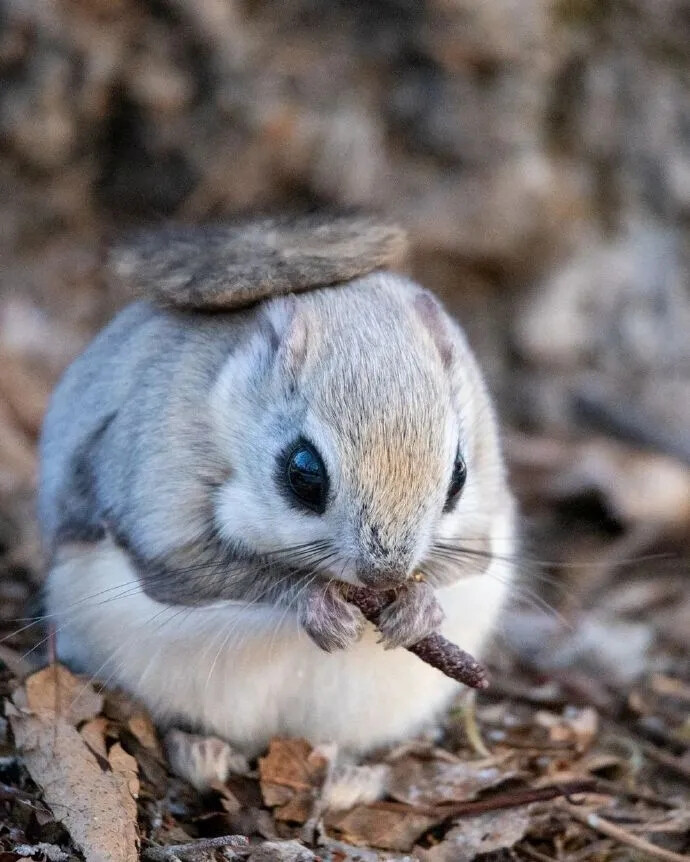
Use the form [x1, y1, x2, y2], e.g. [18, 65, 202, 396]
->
[47, 539, 510, 755]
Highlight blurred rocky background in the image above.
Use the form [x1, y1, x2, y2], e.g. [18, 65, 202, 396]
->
[1, 2, 690, 857]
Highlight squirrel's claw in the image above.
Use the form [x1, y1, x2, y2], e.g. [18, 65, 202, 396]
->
[300, 582, 366, 652]
[376, 581, 445, 649]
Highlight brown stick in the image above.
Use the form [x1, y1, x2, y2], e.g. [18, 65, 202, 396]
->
[369, 779, 598, 819]
[342, 585, 489, 689]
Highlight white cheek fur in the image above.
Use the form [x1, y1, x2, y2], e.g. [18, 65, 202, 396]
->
[215, 480, 329, 554]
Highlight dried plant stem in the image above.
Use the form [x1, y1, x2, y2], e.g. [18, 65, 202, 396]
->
[459, 689, 491, 756]
[342, 584, 489, 689]
[564, 805, 690, 862]
[371, 779, 597, 819]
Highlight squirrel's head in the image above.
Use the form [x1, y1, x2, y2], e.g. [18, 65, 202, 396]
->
[210, 272, 509, 590]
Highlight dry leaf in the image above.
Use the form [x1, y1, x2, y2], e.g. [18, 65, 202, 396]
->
[16, 665, 103, 725]
[8, 667, 139, 862]
[273, 793, 315, 824]
[388, 753, 517, 807]
[260, 738, 328, 802]
[415, 808, 531, 861]
[324, 805, 438, 851]
[259, 738, 328, 823]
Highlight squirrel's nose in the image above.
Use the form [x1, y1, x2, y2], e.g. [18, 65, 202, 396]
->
[356, 565, 408, 591]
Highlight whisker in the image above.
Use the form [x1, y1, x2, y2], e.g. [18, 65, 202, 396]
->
[491, 572, 572, 629]
[0, 542, 342, 672]
[433, 540, 677, 571]
[3, 545, 335, 642]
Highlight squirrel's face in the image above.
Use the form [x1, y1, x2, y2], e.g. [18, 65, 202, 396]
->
[211, 274, 504, 590]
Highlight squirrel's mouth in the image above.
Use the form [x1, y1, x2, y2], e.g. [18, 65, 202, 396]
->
[316, 559, 419, 592]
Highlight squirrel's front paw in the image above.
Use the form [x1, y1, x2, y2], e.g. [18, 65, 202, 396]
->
[164, 728, 249, 791]
[300, 583, 365, 652]
[377, 581, 445, 649]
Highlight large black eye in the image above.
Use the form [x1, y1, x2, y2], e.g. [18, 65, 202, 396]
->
[281, 439, 329, 514]
[443, 450, 467, 512]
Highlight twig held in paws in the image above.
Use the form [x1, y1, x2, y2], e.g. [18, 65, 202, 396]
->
[341, 584, 489, 689]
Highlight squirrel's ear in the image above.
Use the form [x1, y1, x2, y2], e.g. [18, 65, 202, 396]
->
[413, 290, 456, 369]
[261, 295, 308, 382]
[110, 213, 407, 312]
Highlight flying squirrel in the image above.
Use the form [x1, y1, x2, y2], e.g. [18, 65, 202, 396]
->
[38, 213, 516, 789]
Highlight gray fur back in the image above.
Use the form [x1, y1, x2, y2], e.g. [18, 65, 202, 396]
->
[38, 300, 254, 566]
